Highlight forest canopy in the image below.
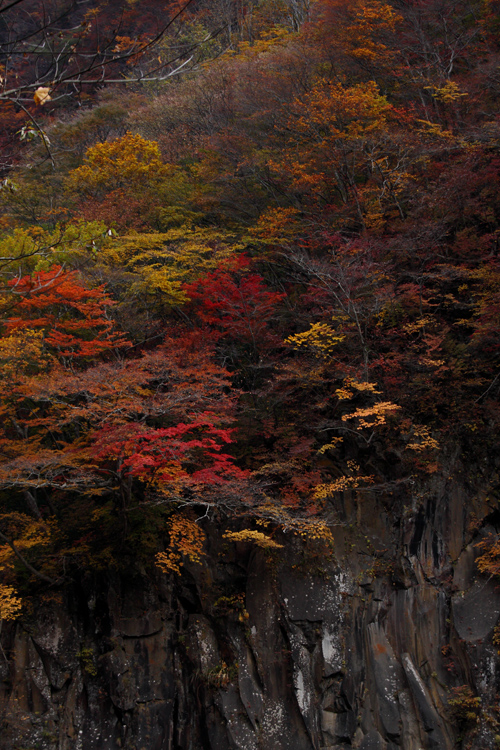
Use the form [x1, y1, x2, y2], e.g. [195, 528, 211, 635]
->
[1, 0, 500, 611]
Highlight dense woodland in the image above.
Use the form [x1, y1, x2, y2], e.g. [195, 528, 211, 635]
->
[2, 0, 500, 722]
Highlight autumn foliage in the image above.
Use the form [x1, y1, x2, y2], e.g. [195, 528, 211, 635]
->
[1, 0, 500, 593]
[6, 265, 129, 359]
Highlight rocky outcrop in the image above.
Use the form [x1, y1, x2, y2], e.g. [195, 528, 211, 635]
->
[2, 470, 500, 749]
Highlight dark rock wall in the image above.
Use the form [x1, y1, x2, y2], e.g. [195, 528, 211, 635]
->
[2, 471, 500, 749]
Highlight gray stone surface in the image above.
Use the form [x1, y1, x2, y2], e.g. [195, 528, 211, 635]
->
[359, 730, 386, 749]
[452, 579, 500, 641]
[367, 623, 401, 739]
[402, 653, 447, 748]
[2, 469, 500, 750]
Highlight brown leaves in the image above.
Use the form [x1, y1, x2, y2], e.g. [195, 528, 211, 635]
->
[33, 87, 51, 106]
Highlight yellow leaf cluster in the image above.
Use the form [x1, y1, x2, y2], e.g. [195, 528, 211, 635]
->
[253, 207, 301, 241]
[317, 438, 344, 454]
[335, 379, 381, 400]
[335, 386, 354, 400]
[98, 228, 240, 306]
[235, 26, 292, 57]
[342, 0, 402, 63]
[156, 515, 205, 575]
[419, 356, 445, 368]
[289, 520, 334, 543]
[313, 474, 374, 499]
[351, 380, 382, 393]
[0, 329, 45, 379]
[416, 120, 456, 140]
[245, 507, 333, 546]
[295, 80, 392, 139]
[402, 315, 434, 334]
[0, 584, 22, 620]
[406, 425, 439, 452]
[69, 132, 162, 187]
[67, 132, 189, 205]
[285, 322, 345, 358]
[425, 81, 468, 103]
[476, 534, 500, 578]
[223, 530, 284, 549]
[342, 401, 400, 428]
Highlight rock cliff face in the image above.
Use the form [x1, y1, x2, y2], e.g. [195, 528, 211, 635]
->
[2, 469, 500, 750]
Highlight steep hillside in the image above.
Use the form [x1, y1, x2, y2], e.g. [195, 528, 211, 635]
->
[2, 1, 500, 748]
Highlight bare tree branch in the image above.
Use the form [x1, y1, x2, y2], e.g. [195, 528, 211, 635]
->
[0, 0, 217, 105]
